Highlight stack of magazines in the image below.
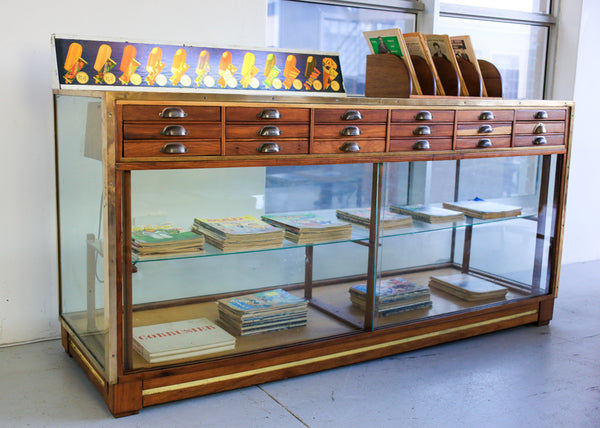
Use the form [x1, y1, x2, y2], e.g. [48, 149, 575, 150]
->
[429, 273, 508, 301]
[217, 289, 308, 336]
[390, 204, 465, 224]
[192, 215, 284, 251]
[132, 224, 205, 261]
[261, 212, 352, 244]
[349, 276, 432, 316]
[336, 207, 412, 230]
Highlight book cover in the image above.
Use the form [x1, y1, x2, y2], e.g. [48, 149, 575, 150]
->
[442, 198, 522, 219]
[217, 289, 307, 315]
[390, 204, 465, 224]
[403, 32, 445, 96]
[424, 34, 470, 96]
[335, 207, 412, 230]
[132, 228, 204, 247]
[349, 276, 430, 302]
[450, 35, 488, 97]
[194, 215, 284, 239]
[133, 318, 236, 363]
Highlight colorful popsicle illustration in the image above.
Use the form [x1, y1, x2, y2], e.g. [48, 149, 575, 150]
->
[93, 44, 116, 84]
[304, 56, 321, 90]
[282, 55, 300, 89]
[217, 51, 237, 88]
[195, 50, 210, 86]
[119, 45, 141, 85]
[63, 42, 88, 84]
[240, 52, 259, 88]
[322, 57, 339, 90]
[170, 48, 190, 86]
[145, 47, 165, 86]
[263, 54, 280, 89]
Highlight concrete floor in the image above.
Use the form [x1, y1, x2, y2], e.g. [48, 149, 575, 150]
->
[1, 260, 599, 427]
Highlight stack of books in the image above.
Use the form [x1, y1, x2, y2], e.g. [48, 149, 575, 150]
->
[132, 318, 236, 363]
[429, 273, 508, 302]
[390, 204, 465, 224]
[217, 289, 308, 336]
[261, 212, 352, 244]
[192, 215, 284, 251]
[349, 276, 432, 316]
[335, 207, 413, 230]
[442, 198, 522, 220]
[132, 225, 205, 261]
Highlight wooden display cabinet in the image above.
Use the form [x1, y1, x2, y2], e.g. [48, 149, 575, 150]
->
[54, 90, 573, 416]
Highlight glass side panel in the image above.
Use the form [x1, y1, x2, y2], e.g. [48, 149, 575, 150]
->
[129, 164, 374, 369]
[55, 94, 106, 370]
[373, 156, 557, 328]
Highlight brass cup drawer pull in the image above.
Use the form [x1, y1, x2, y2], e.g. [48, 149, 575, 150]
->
[479, 111, 495, 120]
[341, 110, 363, 121]
[340, 141, 361, 152]
[160, 143, 188, 154]
[159, 107, 188, 118]
[412, 140, 430, 150]
[161, 125, 189, 136]
[535, 111, 548, 119]
[533, 136, 547, 145]
[413, 125, 431, 136]
[415, 111, 433, 121]
[258, 126, 282, 137]
[340, 126, 361, 136]
[478, 124, 494, 134]
[257, 108, 281, 119]
[534, 123, 547, 134]
[477, 138, 493, 148]
[257, 142, 281, 153]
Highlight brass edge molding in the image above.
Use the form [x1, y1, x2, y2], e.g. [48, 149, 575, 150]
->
[143, 309, 538, 396]
[70, 339, 106, 389]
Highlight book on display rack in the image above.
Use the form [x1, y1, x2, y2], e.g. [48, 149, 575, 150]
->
[441, 198, 522, 220]
[389, 204, 465, 224]
[335, 207, 413, 230]
[261, 212, 352, 244]
[132, 224, 205, 261]
[192, 215, 284, 251]
[217, 289, 308, 336]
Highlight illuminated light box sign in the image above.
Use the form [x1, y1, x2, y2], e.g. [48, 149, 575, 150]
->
[52, 36, 345, 95]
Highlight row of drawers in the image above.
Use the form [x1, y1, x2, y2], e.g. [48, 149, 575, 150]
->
[119, 104, 568, 157]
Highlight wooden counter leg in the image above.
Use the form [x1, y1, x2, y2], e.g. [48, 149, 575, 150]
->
[107, 377, 143, 417]
[537, 298, 555, 326]
[61, 325, 71, 355]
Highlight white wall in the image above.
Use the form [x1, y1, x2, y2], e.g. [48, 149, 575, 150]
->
[0, 0, 268, 345]
[0, 0, 597, 346]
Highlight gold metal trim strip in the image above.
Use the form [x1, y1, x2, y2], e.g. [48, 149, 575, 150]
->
[70, 339, 106, 389]
[143, 309, 538, 397]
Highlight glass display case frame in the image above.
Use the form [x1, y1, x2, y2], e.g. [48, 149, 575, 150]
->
[54, 90, 573, 416]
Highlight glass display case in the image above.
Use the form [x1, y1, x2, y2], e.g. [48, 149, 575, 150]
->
[54, 91, 573, 416]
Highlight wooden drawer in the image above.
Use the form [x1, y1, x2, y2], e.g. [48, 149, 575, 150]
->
[225, 107, 309, 122]
[122, 105, 221, 121]
[225, 140, 308, 155]
[456, 122, 512, 136]
[123, 123, 221, 140]
[226, 124, 309, 139]
[514, 134, 565, 147]
[389, 138, 452, 152]
[312, 139, 385, 154]
[391, 109, 455, 123]
[123, 140, 221, 157]
[314, 124, 385, 139]
[456, 109, 514, 122]
[514, 121, 565, 135]
[390, 124, 453, 138]
[314, 108, 387, 123]
[455, 136, 511, 150]
[515, 109, 566, 121]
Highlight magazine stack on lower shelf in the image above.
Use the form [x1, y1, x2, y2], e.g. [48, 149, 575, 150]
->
[261, 212, 352, 244]
[350, 276, 433, 316]
[217, 289, 309, 336]
[429, 273, 508, 302]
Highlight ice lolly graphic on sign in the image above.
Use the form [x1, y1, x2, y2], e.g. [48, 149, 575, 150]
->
[93, 44, 116, 84]
[170, 49, 190, 86]
[282, 55, 300, 89]
[63, 42, 88, 84]
[263, 54, 280, 89]
[145, 47, 165, 86]
[304, 56, 320, 90]
[322, 57, 339, 90]
[217, 51, 237, 88]
[195, 50, 210, 86]
[240, 52, 259, 88]
[119, 45, 141, 85]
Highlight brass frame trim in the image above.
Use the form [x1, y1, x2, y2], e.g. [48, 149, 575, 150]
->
[143, 309, 537, 397]
[70, 339, 106, 389]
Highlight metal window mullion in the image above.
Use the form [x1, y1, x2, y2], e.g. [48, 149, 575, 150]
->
[440, 4, 556, 25]
[287, 0, 423, 13]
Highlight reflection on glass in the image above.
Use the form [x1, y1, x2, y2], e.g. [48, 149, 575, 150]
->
[267, 0, 416, 95]
[438, 17, 549, 99]
[442, 0, 551, 14]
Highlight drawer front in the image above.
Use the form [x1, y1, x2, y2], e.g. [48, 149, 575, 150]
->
[515, 109, 566, 121]
[456, 122, 512, 136]
[314, 108, 387, 123]
[122, 105, 221, 121]
[391, 109, 455, 123]
[123, 140, 221, 157]
[456, 109, 514, 122]
[455, 136, 511, 150]
[312, 139, 385, 154]
[514, 134, 565, 147]
[314, 124, 386, 139]
[226, 124, 309, 139]
[389, 138, 452, 152]
[123, 123, 221, 140]
[226, 107, 310, 122]
[514, 121, 565, 135]
[225, 140, 308, 155]
[390, 124, 453, 138]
